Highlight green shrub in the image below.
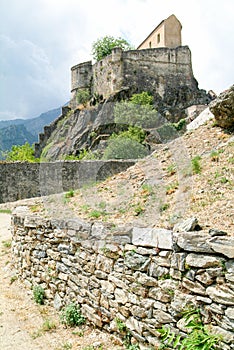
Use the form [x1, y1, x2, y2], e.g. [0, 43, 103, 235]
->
[33, 285, 45, 305]
[130, 91, 153, 106]
[114, 101, 159, 128]
[172, 118, 186, 131]
[191, 155, 202, 174]
[64, 189, 74, 198]
[60, 303, 85, 327]
[76, 88, 91, 106]
[103, 136, 148, 159]
[6, 142, 39, 162]
[119, 126, 146, 143]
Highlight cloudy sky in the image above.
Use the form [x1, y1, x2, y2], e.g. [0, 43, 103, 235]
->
[1, 0, 233, 120]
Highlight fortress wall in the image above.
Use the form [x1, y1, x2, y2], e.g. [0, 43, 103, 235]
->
[90, 46, 195, 101]
[11, 212, 234, 348]
[121, 46, 197, 98]
[92, 48, 124, 99]
[0, 160, 135, 203]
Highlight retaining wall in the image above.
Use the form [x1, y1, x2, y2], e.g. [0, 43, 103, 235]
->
[0, 160, 135, 203]
[11, 211, 234, 349]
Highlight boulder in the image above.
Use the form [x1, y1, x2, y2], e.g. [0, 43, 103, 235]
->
[209, 85, 234, 128]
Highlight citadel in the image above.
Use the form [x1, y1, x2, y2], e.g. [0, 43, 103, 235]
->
[70, 14, 211, 120]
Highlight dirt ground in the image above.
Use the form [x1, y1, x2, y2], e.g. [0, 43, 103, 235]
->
[0, 213, 124, 350]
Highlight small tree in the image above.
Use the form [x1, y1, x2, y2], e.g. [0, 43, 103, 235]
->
[76, 88, 91, 106]
[114, 92, 160, 128]
[92, 35, 133, 61]
[103, 135, 148, 160]
[130, 91, 153, 106]
[6, 142, 38, 162]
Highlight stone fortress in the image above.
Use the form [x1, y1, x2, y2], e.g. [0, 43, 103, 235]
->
[70, 14, 211, 119]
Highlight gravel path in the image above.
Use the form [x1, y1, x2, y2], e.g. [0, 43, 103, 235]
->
[0, 213, 45, 349]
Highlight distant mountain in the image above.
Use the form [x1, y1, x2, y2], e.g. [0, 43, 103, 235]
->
[0, 124, 36, 153]
[0, 106, 62, 157]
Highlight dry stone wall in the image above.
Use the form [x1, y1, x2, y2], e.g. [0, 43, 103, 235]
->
[11, 211, 234, 349]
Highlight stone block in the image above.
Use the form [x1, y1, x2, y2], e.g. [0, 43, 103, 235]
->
[132, 227, 173, 249]
[126, 316, 144, 334]
[174, 232, 213, 252]
[96, 254, 114, 273]
[206, 284, 234, 305]
[152, 309, 175, 323]
[114, 288, 129, 304]
[182, 277, 206, 295]
[81, 304, 103, 327]
[185, 253, 223, 268]
[124, 252, 150, 271]
[208, 236, 234, 258]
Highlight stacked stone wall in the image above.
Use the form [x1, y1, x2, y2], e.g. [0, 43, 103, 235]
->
[11, 212, 234, 348]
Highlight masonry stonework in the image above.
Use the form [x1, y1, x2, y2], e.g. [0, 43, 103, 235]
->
[0, 160, 135, 203]
[11, 211, 234, 349]
[71, 46, 210, 116]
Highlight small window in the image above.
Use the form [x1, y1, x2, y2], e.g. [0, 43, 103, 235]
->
[157, 33, 160, 44]
[149, 41, 152, 48]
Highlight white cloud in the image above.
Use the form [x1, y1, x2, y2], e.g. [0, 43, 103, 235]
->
[0, 0, 233, 119]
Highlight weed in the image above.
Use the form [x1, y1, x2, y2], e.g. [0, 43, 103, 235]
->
[141, 183, 153, 194]
[166, 163, 176, 176]
[41, 318, 56, 331]
[33, 285, 45, 305]
[2, 240, 11, 248]
[115, 319, 139, 349]
[166, 181, 178, 195]
[172, 118, 186, 131]
[210, 150, 219, 162]
[30, 204, 42, 213]
[60, 343, 72, 350]
[134, 204, 145, 216]
[220, 177, 229, 184]
[60, 303, 85, 327]
[191, 155, 202, 174]
[115, 318, 127, 332]
[80, 204, 91, 213]
[158, 274, 171, 280]
[72, 330, 84, 336]
[101, 246, 110, 255]
[64, 189, 75, 198]
[10, 275, 18, 284]
[0, 209, 12, 214]
[82, 346, 103, 350]
[157, 307, 221, 349]
[98, 201, 106, 209]
[31, 330, 42, 339]
[88, 210, 102, 219]
[159, 203, 170, 212]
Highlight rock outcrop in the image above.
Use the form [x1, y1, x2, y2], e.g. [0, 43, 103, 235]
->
[209, 85, 234, 129]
